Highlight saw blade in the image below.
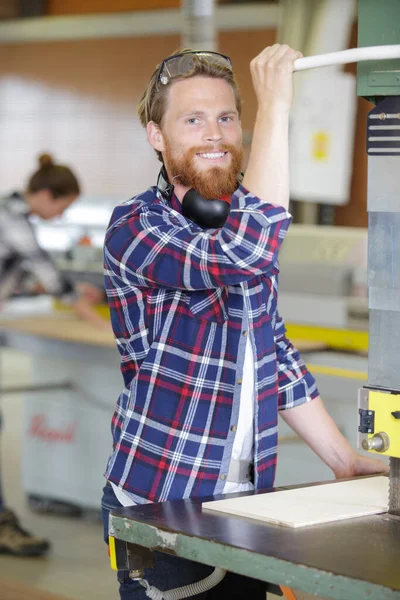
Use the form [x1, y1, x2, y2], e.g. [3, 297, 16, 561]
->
[389, 457, 400, 516]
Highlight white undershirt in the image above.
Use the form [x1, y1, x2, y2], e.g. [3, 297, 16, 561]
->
[112, 302, 255, 506]
[222, 330, 255, 495]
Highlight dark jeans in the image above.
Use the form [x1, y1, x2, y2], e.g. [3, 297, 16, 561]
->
[101, 482, 267, 600]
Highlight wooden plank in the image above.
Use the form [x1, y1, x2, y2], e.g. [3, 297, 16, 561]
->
[0, 314, 115, 347]
[0, 314, 328, 353]
[202, 477, 389, 528]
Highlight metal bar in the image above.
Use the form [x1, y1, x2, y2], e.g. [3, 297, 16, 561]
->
[294, 44, 400, 72]
[389, 457, 400, 516]
[181, 0, 216, 51]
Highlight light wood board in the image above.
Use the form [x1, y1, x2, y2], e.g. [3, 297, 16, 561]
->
[203, 477, 389, 528]
[0, 313, 322, 352]
[0, 314, 115, 348]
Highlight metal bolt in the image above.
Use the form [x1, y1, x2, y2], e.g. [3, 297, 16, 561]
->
[362, 432, 390, 453]
[379, 112, 387, 121]
[129, 569, 145, 580]
[368, 411, 372, 415]
[368, 429, 372, 433]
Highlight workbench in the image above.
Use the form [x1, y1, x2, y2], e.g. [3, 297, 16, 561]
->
[109, 480, 400, 600]
[0, 309, 120, 511]
[0, 309, 373, 507]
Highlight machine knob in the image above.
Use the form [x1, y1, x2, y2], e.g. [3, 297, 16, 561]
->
[362, 432, 390, 453]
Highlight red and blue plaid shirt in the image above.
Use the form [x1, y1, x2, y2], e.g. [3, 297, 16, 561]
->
[104, 180, 318, 503]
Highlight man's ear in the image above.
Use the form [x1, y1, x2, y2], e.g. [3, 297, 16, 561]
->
[147, 121, 165, 153]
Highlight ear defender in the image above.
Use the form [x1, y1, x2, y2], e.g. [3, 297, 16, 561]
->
[182, 189, 230, 228]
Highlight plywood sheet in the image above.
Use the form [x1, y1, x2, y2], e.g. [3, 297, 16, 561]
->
[1, 314, 115, 347]
[203, 477, 389, 528]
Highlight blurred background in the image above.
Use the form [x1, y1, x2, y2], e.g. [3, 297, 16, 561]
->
[0, 1, 376, 599]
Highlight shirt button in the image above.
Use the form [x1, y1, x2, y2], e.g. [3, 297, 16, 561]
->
[231, 425, 237, 432]
[220, 474, 226, 481]
[242, 330, 248, 337]
[237, 378, 242, 385]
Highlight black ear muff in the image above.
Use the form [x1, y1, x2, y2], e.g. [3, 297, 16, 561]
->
[182, 189, 230, 228]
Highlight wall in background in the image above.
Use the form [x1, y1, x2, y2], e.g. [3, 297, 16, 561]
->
[0, 19, 369, 224]
[0, 30, 274, 200]
[47, 0, 180, 15]
[45, 0, 273, 16]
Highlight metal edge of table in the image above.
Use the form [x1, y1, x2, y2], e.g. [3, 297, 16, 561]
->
[109, 483, 400, 600]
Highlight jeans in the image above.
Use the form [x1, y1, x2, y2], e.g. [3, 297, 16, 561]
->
[101, 482, 267, 600]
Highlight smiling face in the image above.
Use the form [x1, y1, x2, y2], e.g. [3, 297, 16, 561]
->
[147, 76, 243, 200]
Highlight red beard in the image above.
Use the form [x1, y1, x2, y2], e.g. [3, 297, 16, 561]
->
[164, 141, 243, 200]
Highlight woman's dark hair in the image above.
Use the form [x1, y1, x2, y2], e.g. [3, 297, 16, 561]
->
[27, 153, 80, 198]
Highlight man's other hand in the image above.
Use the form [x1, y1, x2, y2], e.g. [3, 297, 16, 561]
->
[335, 451, 389, 479]
[76, 282, 105, 304]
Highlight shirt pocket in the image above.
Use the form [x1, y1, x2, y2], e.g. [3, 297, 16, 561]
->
[187, 287, 228, 324]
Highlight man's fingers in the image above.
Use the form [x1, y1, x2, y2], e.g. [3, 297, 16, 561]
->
[251, 44, 302, 74]
[250, 43, 281, 71]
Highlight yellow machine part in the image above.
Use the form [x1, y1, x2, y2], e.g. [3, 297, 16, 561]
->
[53, 299, 110, 318]
[285, 323, 368, 353]
[108, 536, 118, 571]
[368, 391, 400, 458]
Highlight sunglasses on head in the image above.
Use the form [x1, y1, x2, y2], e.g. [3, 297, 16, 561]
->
[157, 51, 233, 85]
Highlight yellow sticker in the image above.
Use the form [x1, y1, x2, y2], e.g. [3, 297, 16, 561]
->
[312, 131, 330, 161]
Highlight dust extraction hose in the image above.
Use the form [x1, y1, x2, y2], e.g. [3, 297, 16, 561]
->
[138, 567, 227, 599]
[294, 44, 400, 71]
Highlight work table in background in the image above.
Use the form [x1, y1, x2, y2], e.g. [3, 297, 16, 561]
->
[0, 302, 373, 512]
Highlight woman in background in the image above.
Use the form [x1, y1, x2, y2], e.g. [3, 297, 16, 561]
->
[0, 153, 108, 557]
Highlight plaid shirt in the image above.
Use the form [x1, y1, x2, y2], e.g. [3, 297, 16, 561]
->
[0, 193, 75, 302]
[104, 177, 319, 503]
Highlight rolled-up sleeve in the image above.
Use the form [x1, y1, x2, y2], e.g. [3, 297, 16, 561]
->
[274, 311, 319, 410]
[104, 185, 292, 291]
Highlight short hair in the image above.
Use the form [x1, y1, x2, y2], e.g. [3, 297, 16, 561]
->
[137, 49, 242, 162]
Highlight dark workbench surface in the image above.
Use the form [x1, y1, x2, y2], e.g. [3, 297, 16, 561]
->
[110, 481, 400, 600]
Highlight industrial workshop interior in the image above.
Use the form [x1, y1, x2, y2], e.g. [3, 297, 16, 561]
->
[0, 0, 399, 599]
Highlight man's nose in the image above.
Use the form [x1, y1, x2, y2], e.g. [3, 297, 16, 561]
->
[203, 121, 223, 142]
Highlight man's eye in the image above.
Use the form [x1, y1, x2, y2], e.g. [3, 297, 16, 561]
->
[220, 116, 233, 123]
[187, 118, 199, 124]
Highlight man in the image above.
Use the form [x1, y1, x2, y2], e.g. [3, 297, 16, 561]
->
[0, 153, 108, 557]
[102, 45, 387, 599]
